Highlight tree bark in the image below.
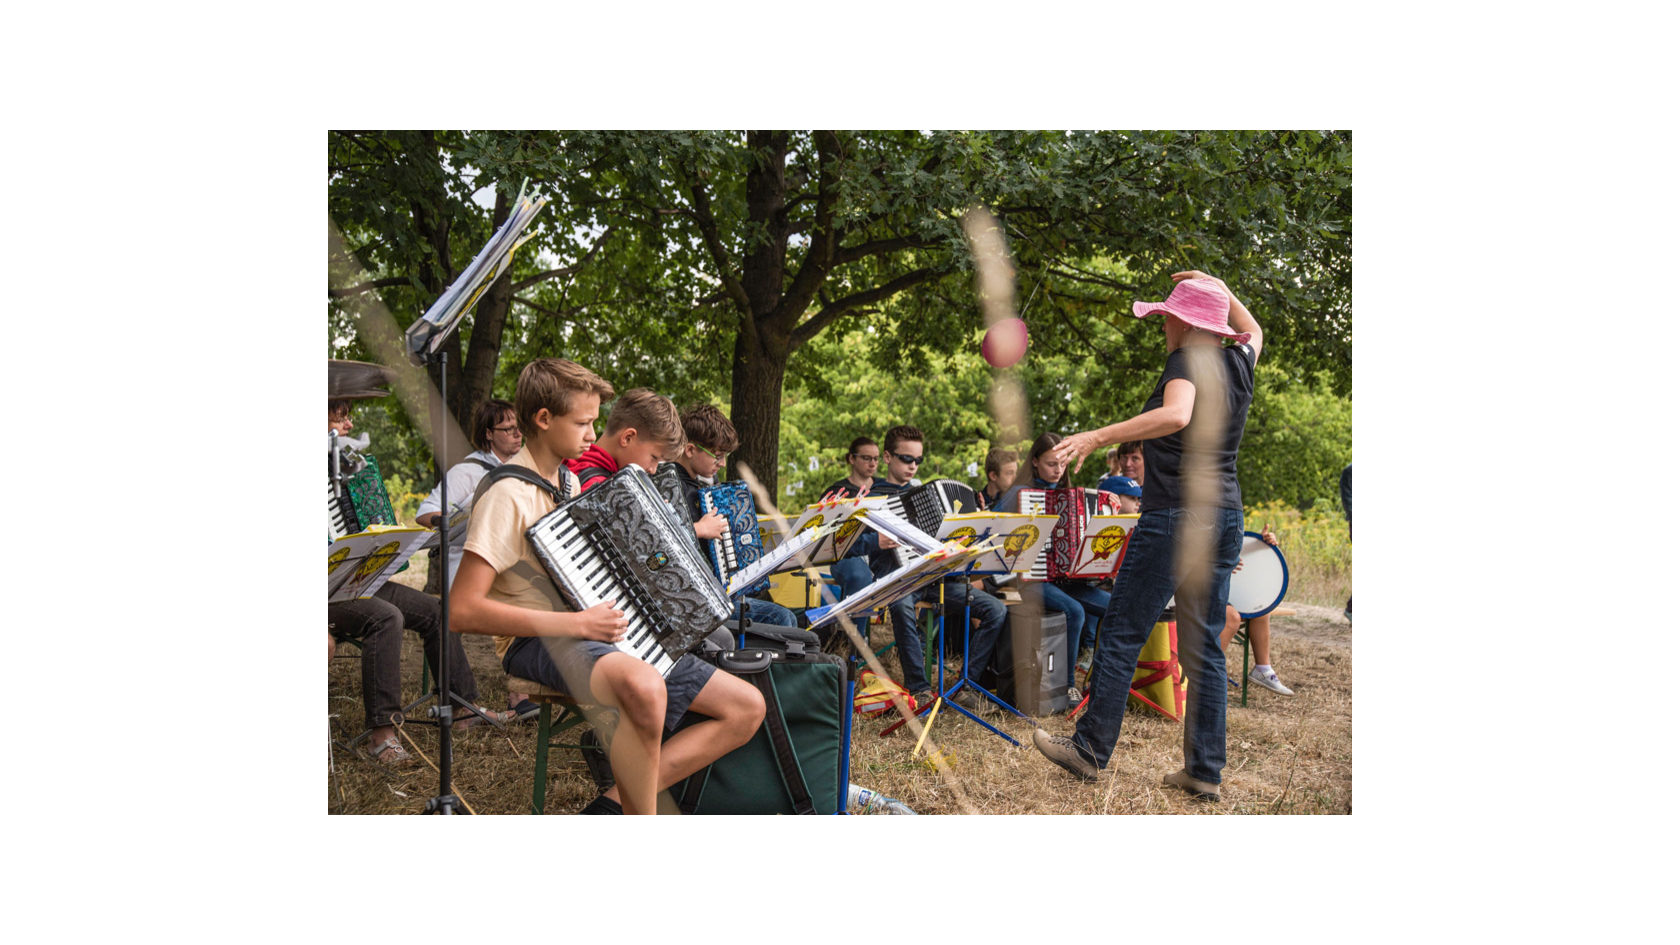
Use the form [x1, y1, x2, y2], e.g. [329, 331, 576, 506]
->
[728, 327, 789, 503]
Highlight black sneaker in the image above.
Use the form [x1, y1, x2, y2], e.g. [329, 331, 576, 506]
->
[580, 728, 615, 792]
[577, 793, 622, 815]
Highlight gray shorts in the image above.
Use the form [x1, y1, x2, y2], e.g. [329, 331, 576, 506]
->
[502, 636, 716, 733]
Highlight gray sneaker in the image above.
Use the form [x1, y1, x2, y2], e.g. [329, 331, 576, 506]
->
[1033, 728, 1100, 781]
[1248, 666, 1294, 696]
[1163, 768, 1221, 801]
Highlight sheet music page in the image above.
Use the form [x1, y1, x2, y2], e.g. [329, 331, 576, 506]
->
[1067, 513, 1138, 576]
[724, 518, 839, 597]
[803, 543, 990, 629]
[328, 526, 432, 602]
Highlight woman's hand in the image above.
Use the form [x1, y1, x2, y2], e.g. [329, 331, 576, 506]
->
[1051, 430, 1103, 475]
[1171, 270, 1228, 291]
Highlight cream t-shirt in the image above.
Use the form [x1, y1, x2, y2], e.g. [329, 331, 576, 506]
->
[460, 446, 583, 662]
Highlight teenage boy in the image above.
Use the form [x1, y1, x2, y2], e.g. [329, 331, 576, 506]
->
[872, 425, 1008, 713]
[327, 399, 512, 765]
[451, 363, 765, 815]
[1099, 475, 1142, 513]
[975, 447, 1018, 510]
[670, 403, 796, 628]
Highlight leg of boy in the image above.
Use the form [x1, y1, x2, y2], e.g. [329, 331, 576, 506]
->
[888, 592, 931, 694]
[587, 653, 668, 814]
[652, 669, 766, 788]
[741, 595, 797, 627]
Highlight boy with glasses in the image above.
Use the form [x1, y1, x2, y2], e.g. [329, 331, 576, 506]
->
[870, 426, 1007, 713]
[668, 403, 796, 628]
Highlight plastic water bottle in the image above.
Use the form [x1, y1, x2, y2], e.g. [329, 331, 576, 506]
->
[847, 783, 917, 815]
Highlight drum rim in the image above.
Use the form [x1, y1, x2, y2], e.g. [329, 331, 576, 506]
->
[1234, 530, 1289, 619]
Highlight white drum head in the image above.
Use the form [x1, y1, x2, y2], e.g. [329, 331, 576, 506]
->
[1227, 532, 1288, 618]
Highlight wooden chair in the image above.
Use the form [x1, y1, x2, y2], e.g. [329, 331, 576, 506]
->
[506, 674, 603, 814]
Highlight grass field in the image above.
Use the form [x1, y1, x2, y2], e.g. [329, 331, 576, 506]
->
[328, 534, 1351, 815]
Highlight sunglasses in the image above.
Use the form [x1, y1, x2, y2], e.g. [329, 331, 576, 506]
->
[890, 451, 924, 466]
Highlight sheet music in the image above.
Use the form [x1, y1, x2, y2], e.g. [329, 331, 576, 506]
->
[405, 192, 548, 363]
[418, 503, 473, 552]
[895, 511, 1058, 576]
[723, 518, 841, 598]
[1064, 513, 1139, 578]
[328, 526, 432, 602]
[803, 543, 992, 629]
[781, 494, 888, 564]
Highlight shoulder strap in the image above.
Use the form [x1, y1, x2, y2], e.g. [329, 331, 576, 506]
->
[572, 464, 615, 490]
[463, 456, 497, 472]
[471, 463, 572, 507]
[750, 666, 817, 815]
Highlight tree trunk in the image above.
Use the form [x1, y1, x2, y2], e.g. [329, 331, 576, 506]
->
[457, 188, 514, 464]
[729, 328, 788, 503]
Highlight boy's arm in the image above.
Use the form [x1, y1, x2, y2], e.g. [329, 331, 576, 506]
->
[450, 551, 628, 642]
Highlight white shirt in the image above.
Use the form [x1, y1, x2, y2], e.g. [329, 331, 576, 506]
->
[417, 449, 502, 588]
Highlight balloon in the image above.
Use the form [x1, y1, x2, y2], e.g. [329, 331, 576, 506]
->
[982, 317, 1029, 368]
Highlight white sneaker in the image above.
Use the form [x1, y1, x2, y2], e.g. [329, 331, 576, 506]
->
[1248, 666, 1294, 696]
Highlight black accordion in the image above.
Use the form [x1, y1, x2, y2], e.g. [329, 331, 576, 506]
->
[883, 479, 978, 568]
[525, 466, 732, 677]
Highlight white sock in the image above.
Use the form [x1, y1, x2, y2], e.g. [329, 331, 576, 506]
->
[1254, 664, 1273, 675]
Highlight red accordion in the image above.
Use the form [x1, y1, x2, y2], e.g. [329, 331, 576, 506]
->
[1021, 487, 1131, 581]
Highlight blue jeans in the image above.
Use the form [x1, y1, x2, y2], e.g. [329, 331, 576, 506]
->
[1072, 507, 1244, 783]
[1042, 582, 1111, 687]
[887, 579, 1006, 694]
[829, 556, 874, 640]
[739, 595, 796, 627]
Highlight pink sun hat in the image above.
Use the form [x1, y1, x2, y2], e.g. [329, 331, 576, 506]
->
[1132, 278, 1252, 344]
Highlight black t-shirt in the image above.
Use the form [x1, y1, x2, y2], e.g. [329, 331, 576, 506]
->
[1140, 343, 1256, 513]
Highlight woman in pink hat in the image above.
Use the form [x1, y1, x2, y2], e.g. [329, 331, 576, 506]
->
[1031, 271, 1262, 801]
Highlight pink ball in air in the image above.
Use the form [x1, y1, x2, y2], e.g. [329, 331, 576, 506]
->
[982, 318, 1029, 368]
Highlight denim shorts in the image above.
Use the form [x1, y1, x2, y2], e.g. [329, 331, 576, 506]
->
[502, 636, 717, 733]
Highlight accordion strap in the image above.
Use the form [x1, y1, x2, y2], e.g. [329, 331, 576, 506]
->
[472, 463, 573, 507]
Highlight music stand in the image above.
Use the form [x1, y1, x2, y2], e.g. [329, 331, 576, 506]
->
[878, 522, 1027, 746]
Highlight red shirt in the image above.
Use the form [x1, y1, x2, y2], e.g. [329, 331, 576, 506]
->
[566, 444, 621, 492]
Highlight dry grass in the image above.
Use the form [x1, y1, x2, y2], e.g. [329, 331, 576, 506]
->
[328, 561, 1351, 815]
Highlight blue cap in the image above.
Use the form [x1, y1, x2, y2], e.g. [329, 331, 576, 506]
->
[1102, 475, 1142, 498]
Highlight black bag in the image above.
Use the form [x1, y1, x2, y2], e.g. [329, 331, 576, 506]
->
[670, 628, 851, 815]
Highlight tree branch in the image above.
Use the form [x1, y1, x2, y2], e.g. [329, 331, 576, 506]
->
[684, 174, 752, 317]
[790, 266, 941, 348]
[327, 277, 410, 299]
[773, 131, 841, 328]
